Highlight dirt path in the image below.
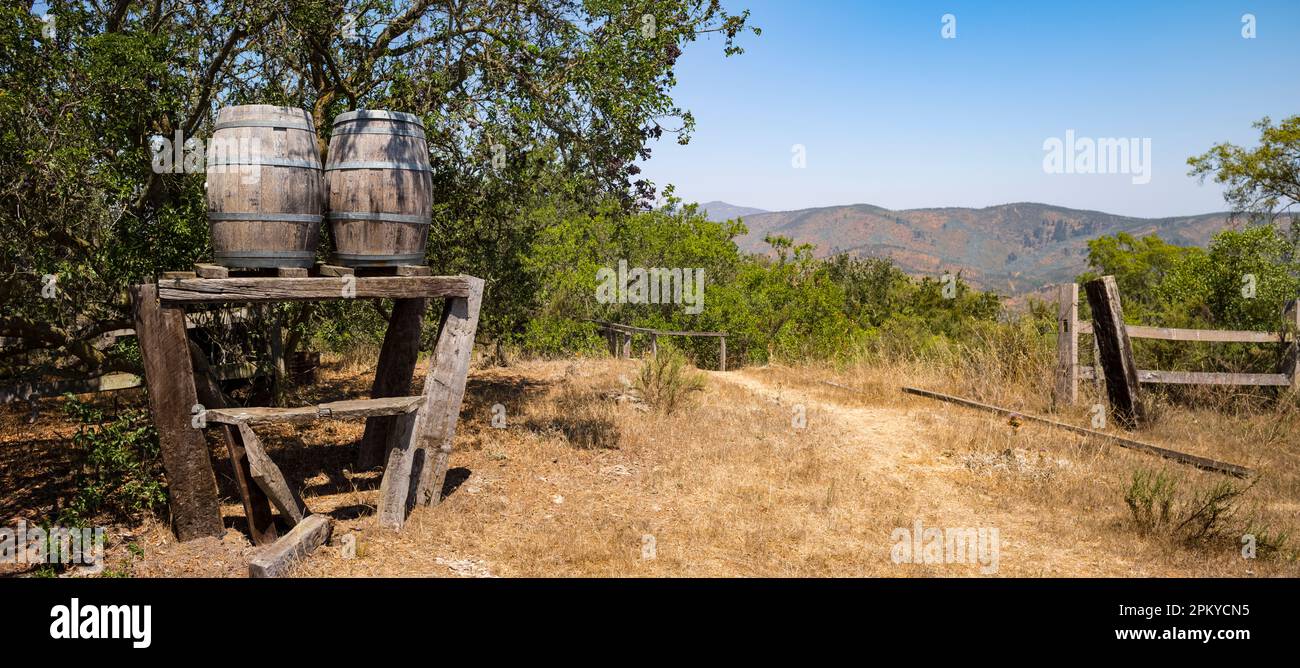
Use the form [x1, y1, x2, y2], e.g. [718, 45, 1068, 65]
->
[710, 369, 1150, 576]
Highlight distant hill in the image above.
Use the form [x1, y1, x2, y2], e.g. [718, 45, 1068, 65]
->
[704, 201, 1236, 294]
[699, 201, 768, 222]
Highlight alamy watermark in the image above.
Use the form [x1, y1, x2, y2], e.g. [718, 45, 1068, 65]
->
[890, 519, 1000, 574]
[150, 130, 264, 184]
[596, 259, 705, 315]
[1043, 130, 1151, 185]
[2, 520, 105, 573]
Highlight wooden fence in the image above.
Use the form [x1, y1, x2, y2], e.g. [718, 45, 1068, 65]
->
[1055, 280, 1300, 410]
[1, 308, 254, 404]
[590, 320, 729, 371]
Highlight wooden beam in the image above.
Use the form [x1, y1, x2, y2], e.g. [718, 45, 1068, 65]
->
[157, 275, 473, 303]
[1055, 283, 1079, 407]
[395, 265, 432, 276]
[898, 386, 1252, 478]
[129, 284, 224, 541]
[621, 332, 631, 359]
[237, 423, 308, 526]
[1085, 276, 1144, 430]
[1285, 300, 1299, 391]
[413, 278, 484, 508]
[193, 263, 229, 279]
[719, 335, 727, 372]
[316, 263, 354, 278]
[247, 514, 332, 578]
[358, 298, 428, 470]
[378, 279, 483, 528]
[1076, 321, 1281, 343]
[205, 395, 422, 425]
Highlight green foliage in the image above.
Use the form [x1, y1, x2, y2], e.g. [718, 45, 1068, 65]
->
[1125, 468, 1177, 534]
[635, 345, 705, 414]
[58, 396, 167, 526]
[1188, 115, 1300, 221]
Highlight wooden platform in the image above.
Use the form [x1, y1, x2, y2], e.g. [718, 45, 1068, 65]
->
[131, 271, 484, 544]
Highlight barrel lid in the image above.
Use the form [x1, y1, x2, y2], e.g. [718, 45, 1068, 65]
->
[334, 110, 424, 127]
[215, 105, 315, 129]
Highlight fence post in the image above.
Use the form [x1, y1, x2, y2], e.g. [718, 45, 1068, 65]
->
[1055, 283, 1079, 408]
[1084, 276, 1144, 430]
[622, 332, 631, 359]
[719, 335, 727, 371]
[650, 333, 658, 356]
[1284, 299, 1300, 391]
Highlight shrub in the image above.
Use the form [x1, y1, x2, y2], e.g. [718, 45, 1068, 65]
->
[1125, 468, 1177, 534]
[59, 396, 167, 526]
[635, 346, 705, 414]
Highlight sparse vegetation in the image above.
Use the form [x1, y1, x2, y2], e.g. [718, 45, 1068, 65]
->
[58, 395, 167, 527]
[635, 346, 706, 414]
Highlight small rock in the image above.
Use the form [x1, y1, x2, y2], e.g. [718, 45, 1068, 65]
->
[552, 494, 564, 505]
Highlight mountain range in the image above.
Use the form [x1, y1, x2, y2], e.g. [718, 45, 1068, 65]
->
[698, 200, 1233, 294]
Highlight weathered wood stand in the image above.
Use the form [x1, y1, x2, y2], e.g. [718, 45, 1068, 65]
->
[130, 271, 483, 546]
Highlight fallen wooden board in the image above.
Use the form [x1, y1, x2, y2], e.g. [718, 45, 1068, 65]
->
[238, 423, 308, 525]
[205, 395, 422, 425]
[895, 385, 1253, 478]
[0, 363, 260, 405]
[247, 514, 332, 578]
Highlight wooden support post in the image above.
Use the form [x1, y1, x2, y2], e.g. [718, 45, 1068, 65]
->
[130, 284, 223, 541]
[378, 278, 483, 529]
[1055, 283, 1079, 408]
[357, 298, 428, 469]
[247, 514, 332, 578]
[270, 306, 285, 407]
[1284, 299, 1300, 391]
[719, 336, 727, 372]
[1084, 276, 1144, 430]
[622, 332, 631, 359]
[650, 333, 658, 356]
[238, 423, 308, 525]
[189, 342, 277, 545]
[1091, 333, 1104, 396]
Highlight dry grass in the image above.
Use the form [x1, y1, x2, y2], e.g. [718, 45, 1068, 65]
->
[4, 346, 1298, 578]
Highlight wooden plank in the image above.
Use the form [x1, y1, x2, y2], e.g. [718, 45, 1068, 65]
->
[205, 395, 422, 425]
[194, 263, 230, 279]
[247, 514, 332, 578]
[158, 275, 473, 303]
[1136, 370, 1291, 386]
[237, 423, 308, 526]
[275, 267, 309, 278]
[378, 278, 484, 528]
[395, 265, 432, 276]
[621, 332, 631, 359]
[159, 271, 198, 280]
[1055, 283, 1079, 407]
[897, 386, 1253, 478]
[589, 320, 727, 337]
[358, 298, 428, 470]
[413, 278, 484, 508]
[720, 335, 727, 372]
[1085, 276, 1144, 430]
[129, 283, 224, 541]
[1080, 366, 1289, 386]
[316, 263, 354, 277]
[1075, 320, 1279, 343]
[1285, 300, 1299, 391]
[189, 342, 278, 546]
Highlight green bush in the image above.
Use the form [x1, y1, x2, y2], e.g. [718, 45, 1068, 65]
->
[59, 396, 167, 526]
[635, 346, 706, 414]
[1125, 468, 1177, 534]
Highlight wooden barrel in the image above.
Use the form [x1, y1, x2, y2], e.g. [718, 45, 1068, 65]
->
[325, 110, 432, 267]
[206, 105, 323, 269]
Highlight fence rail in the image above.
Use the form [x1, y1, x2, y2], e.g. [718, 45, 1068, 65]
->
[588, 320, 729, 371]
[1056, 281, 1299, 409]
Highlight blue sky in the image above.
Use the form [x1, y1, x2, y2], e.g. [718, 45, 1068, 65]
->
[639, 0, 1300, 217]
